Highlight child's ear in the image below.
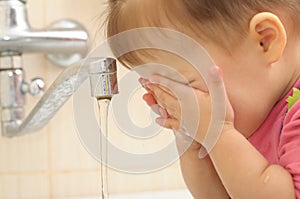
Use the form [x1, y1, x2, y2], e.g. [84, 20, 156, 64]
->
[249, 12, 287, 64]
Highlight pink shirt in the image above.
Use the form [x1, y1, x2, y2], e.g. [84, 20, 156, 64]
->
[249, 77, 300, 197]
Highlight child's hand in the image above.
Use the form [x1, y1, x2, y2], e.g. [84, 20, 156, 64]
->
[139, 67, 235, 146]
[139, 78, 201, 151]
[139, 70, 232, 198]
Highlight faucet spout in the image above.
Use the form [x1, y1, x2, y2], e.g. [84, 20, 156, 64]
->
[1, 58, 118, 137]
[89, 58, 119, 100]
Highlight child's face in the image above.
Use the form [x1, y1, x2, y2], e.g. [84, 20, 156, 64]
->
[118, 1, 295, 136]
[204, 40, 272, 137]
[133, 36, 281, 137]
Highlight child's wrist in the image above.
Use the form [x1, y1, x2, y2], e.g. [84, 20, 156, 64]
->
[221, 122, 235, 134]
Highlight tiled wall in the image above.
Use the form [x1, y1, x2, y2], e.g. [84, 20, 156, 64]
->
[0, 0, 186, 198]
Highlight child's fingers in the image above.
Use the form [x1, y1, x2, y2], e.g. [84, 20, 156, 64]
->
[149, 75, 191, 98]
[143, 93, 169, 118]
[153, 83, 176, 97]
[156, 117, 179, 130]
[156, 117, 202, 152]
[151, 104, 168, 118]
[142, 93, 161, 115]
[140, 77, 179, 118]
[147, 84, 181, 119]
[139, 77, 175, 97]
[139, 77, 150, 87]
[143, 93, 156, 106]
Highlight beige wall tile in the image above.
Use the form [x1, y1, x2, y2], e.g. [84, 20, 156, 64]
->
[51, 163, 186, 198]
[44, 0, 107, 46]
[49, 100, 100, 170]
[0, 0, 49, 175]
[0, 0, 187, 198]
[51, 171, 101, 198]
[0, 174, 49, 199]
[27, 0, 46, 28]
[0, 132, 48, 173]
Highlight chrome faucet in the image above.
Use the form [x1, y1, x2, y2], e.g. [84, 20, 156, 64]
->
[0, 0, 88, 66]
[0, 0, 119, 137]
[89, 58, 118, 100]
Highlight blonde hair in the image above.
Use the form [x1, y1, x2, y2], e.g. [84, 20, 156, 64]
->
[105, 0, 300, 67]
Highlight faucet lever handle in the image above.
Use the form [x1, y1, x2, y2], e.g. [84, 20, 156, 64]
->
[22, 77, 46, 97]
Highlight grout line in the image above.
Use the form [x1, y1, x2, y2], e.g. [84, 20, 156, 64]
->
[43, 0, 51, 198]
[0, 168, 101, 176]
[0, 171, 47, 176]
[52, 168, 101, 174]
[47, 128, 53, 199]
[51, 168, 101, 174]
[43, 0, 47, 27]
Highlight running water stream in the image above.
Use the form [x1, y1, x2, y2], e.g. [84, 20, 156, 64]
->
[97, 98, 111, 199]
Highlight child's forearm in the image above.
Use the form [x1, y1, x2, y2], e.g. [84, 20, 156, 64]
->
[209, 128, 295, 199]
[180, 149, 230, 199]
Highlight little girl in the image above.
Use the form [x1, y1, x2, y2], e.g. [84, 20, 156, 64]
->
[106, 0, 300, 198]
